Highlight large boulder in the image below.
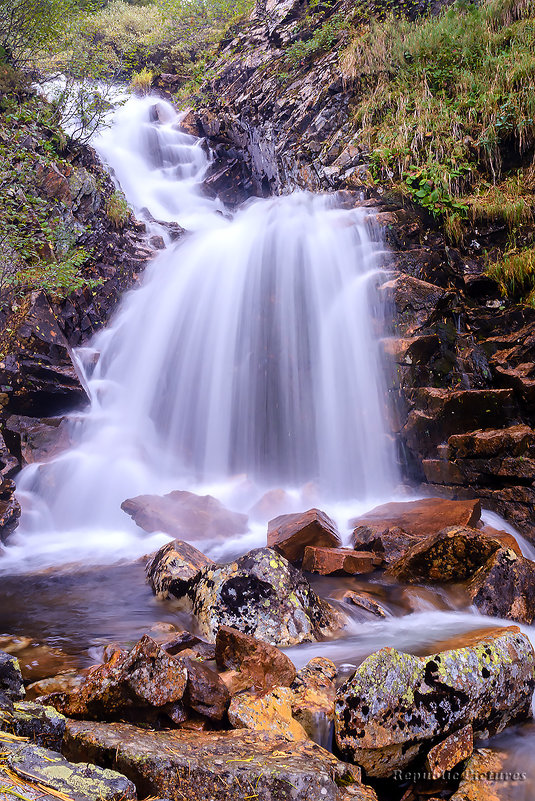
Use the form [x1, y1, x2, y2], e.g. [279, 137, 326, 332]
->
[351, 498, 481, 540]
[466, 548, 535, 624]
[187, 548, 344, 646]
[145, 539, 212, 599]
[334, 627, 535, 777]
[64, 719, 377, 801]
[228, 686, 308, 741]
[267, 508, 341, 563]
[121, 490, 248, 542]
[215, 626, 297, 691]
[387, 526, 503, 583]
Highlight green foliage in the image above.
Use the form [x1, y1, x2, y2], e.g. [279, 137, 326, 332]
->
[130, 67, 154, 94]
[343, 0, 535, 229]
[0, 0, 80, 66]
[282, 11, 346, 68]
[105, 190, 130, 227]
[487, 247, 535, 302]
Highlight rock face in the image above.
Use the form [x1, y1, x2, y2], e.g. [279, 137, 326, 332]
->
[145, 539, 212, 599]
[187, 547, 343, 646]
[0, 650, 25, 701]
[64, 719, 376, 801]
[334, 627, 535, 777]
[267, 508, 341, 563]
[302, 546, 379, 576]
[291, 658, 337, 744]
[4, 414, 71, 466]
[121, 490, 248, 541]
[387, 526, 503, 583]
[215, 626, 297, 691]
[467, 548, 535, 624]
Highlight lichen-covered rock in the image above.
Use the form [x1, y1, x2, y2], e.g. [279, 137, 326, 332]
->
[145, 539, 212, 599]
[64, 719, 376, 801]
[267, 508, 341, 563]
[0, 702, 65, 751]
[466, 548, 535, 624]
[228, 686, 308, 741]
[334, 627, 535, 777]
[387, 526, 502, 583]
[425, 724, 473, 780]
[187, 548, 344, 646]
[0, 650, 24, 701]
[215, 625, 296, 691]
[2, 741, 136, 800]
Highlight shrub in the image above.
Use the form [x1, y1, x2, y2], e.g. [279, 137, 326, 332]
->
[0, 0, 79, 66]
[105, 190, 130, 228]
[130, 67, 154, 94]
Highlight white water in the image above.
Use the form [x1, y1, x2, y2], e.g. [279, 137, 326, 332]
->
[3, 95, 399, 573]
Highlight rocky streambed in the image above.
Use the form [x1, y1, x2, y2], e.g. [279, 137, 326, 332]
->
[1, 494, 535, 801]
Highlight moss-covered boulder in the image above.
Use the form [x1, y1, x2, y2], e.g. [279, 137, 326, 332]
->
[187, 548, 344, 646]
[334, 627, 535, 778]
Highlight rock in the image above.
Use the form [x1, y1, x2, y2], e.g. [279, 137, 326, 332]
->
[448, 425, 535, 459]
[182, 657, 230, 721]
[450, 748, 522, 800]
[379, 274, 446, 336]
[4, 414, 71, 465]
[267, 508, 341, 563]
[228, 686, 308, 741]
[0, 651, 24, 701]
[350, 498, 481, 540]
[248, 489, 297, 521]
[387, 526, 503, 583]
[339, 592, 388, 618]
[215, 625, 297, 691]
[121, 490, 248, 542]
[188, 547, 344, 646]
[0, 701, 66, 751]
[479, 525, 522, 556]
[291, 658, 337, 744]
[334, 626, 535, 777]
[64, 719, 375, 800]
[2, 741, 136, 800]
[302, 546, 380, 576]
[162, 631, 216, 661]
[25, 671, 86, 701]
[425, 724, 473, 780]
[45, 635, 187, 720]
[466, 548, 535, 624]
[0, 478, 21, 544]
[352, 524, 419, 566]
[145, 539, 212, 599]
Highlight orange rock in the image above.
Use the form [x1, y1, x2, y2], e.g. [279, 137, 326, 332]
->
[302, 546, 379, 576]
[426, 724, 473, 779]
[350, 498, 481, 538]
[267, 508, 341, 563]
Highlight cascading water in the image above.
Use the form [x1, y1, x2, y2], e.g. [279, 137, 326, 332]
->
[3, 94, 398, 572]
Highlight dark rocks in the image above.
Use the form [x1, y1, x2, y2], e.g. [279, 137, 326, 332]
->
[145, 539, 212, 599]
[0, 650, 24, 701]
[0, 478, 21, 544]
[466, 548, 535, 624]
[121, 490, 248, 542]
[302, 546, 380, 576]
[187, 547, 344, 646]
[387, 526, 503, 583]
[215, 625, 297, 691]
[0, 701, 66, 750]
[4, 414, 71, 466]
[352, 524, 419, 567]
[267, 508, 341, 563]
[182, 657, 230, 721]
[334, 626, 535, 777]
[64, 719, 376, 801]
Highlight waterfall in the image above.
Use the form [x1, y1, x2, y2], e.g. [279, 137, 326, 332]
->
[5, 95, 398, 571]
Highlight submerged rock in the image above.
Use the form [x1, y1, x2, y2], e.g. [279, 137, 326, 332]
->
[187, 547, 344, 646]
[387, 526, 502, 583]
[64, 719, 376, 801]
[334, 626, 535, 777]
[267, 508, 341, 563]
[450, 748, 522, 800]
[215, 625, 297, 691]
[467, 548, 535, 624]
[145, 539, 212, 599]
[121, 489, 248, 542]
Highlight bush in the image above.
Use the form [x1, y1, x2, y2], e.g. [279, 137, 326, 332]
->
[105, 190, 130, 227]
[0, 0, 79, 66]
[130, 66, 154, 94]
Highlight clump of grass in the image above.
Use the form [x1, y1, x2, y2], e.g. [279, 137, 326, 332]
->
[342, 0, 535, 227]
[487, 246, 535, 300]
[105, 190, 129, 228]
[130, 67, 153, 95]
[467, 174, 535, 228]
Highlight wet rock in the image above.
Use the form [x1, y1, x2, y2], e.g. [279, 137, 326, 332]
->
[379, 275, 446, 336]
[0, 701, 65, 750]
[182, 657, 230, 721]
[339, 592, 388, 618]
[350, 498, 481, 540]
[387, 526, 502, 583]
[352, 524, 419, 566]
[335, 627, 535, 777]
[162, 631, 216, 661]
[425, 724, 473, 780]
[466, 548, 535, 624]
[145, 539, 212, 599]
[302, 546, 380, 576]
[291, 658, 337, 744]
[267, 508, 341, 563]
[64, 719, 374, 800]
[187, 547, 344, 646]
[215, 625, 296, 691]
[45, 635, 187, 720]
[248, 488, 297, 521]
[0, 651, 24, 701]
[121, 489, 248, 542]
[25, 671, 86, 701]
[448, 425, 535, 459]
[4, 415, 71, 466]
[228, 686, 308, 741]
[2, 741, 136, 800]
[0, 479, 21, 544]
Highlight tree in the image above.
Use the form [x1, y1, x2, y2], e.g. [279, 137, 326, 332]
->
[0, 0, 81, 66]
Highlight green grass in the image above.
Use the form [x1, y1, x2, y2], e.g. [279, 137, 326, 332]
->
[487, 246, 535, 302]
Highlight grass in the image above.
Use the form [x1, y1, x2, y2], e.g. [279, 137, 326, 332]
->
[487, 246, 535, 301]
[130, 66, 154, 95]
[105, 190, 130, 228]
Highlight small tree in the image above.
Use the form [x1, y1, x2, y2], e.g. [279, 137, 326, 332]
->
[0, 0, 79, 67]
